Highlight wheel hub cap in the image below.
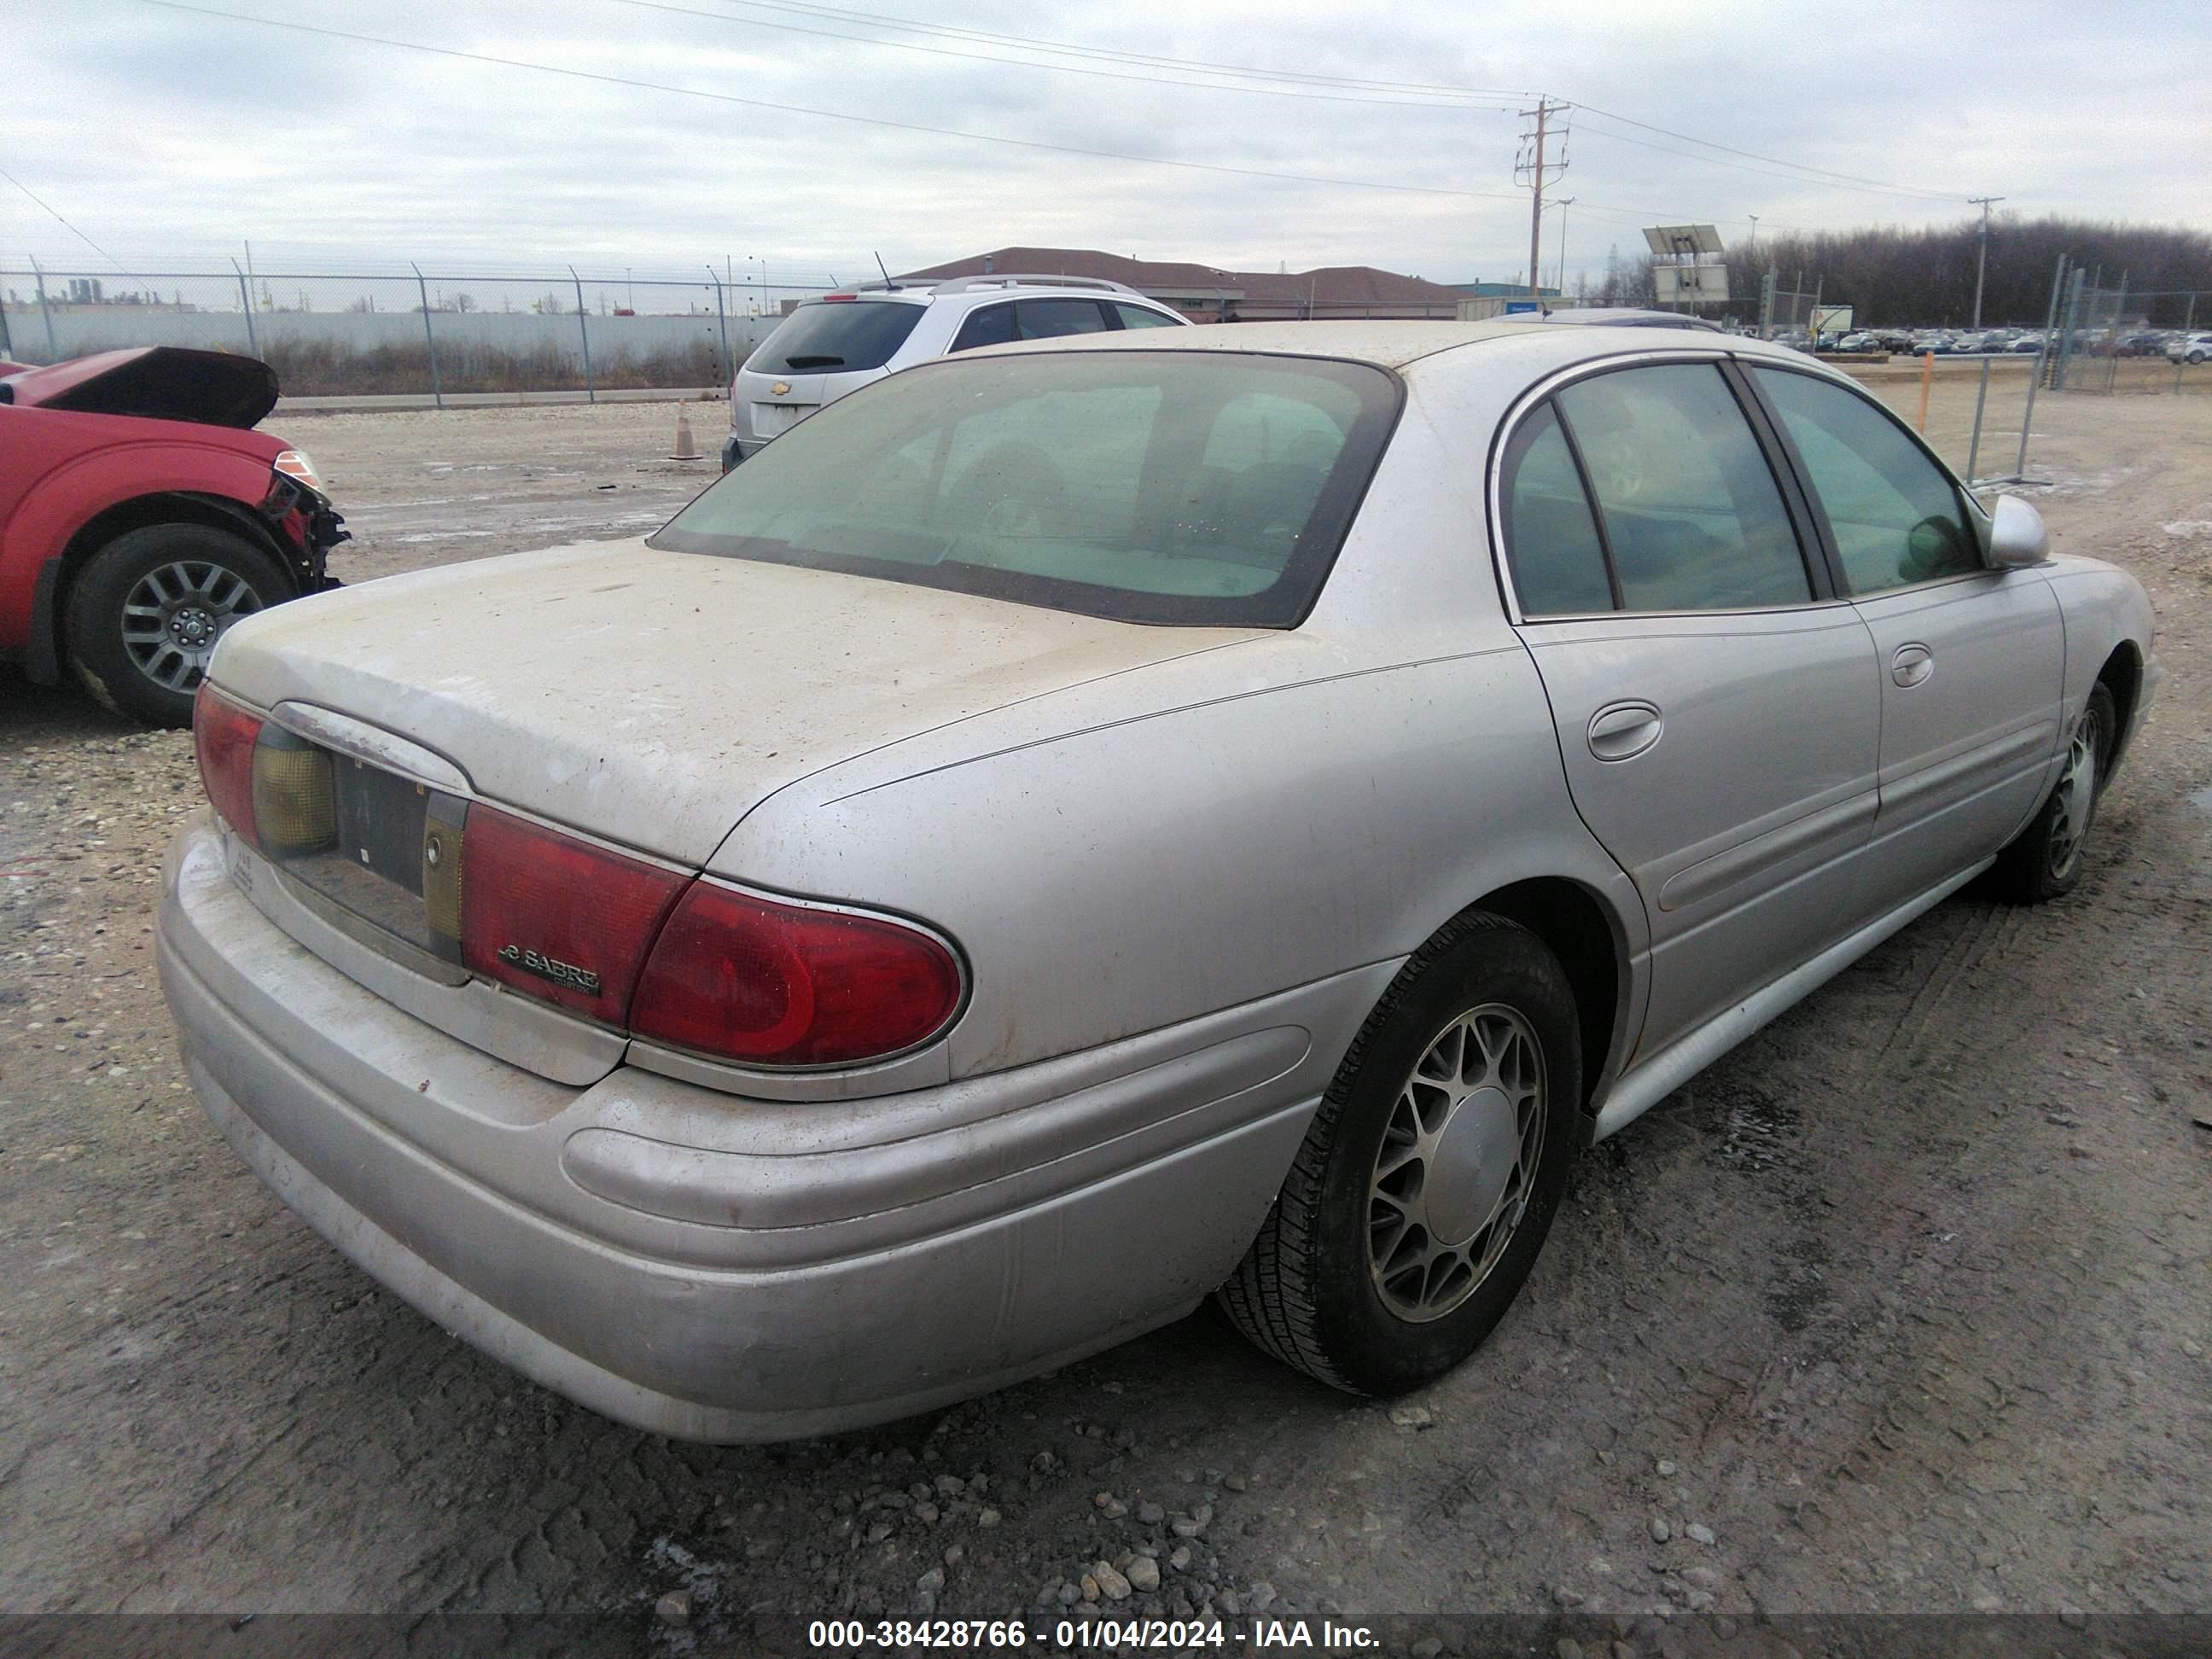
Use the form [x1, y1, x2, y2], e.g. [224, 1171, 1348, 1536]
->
[1367, 1003, 1547, 1324]
[170, 605, 216, 648]
[1426, 1086, 1516, 1244]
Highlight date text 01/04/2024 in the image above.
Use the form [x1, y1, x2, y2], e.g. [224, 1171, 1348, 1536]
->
[803, 1617, 1384, 1650]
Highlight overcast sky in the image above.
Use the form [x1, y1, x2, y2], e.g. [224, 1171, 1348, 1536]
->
[7, 0, 2207, 296]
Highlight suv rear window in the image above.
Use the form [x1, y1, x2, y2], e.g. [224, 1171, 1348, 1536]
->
[743, 300, 924, 375]
[650, 352, 1400, 626]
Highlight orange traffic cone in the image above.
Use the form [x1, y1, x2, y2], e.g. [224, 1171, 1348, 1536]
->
[670, 403, 701, 461]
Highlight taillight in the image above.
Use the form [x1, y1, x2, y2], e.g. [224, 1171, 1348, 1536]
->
[459, 806, 687, 1027]
[193, 683, 262, 845]
[632, 882, 963, 1068]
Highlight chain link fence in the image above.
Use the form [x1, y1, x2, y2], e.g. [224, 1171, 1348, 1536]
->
[0, 261, 837, 401]
[2039, 261, 2210, 397]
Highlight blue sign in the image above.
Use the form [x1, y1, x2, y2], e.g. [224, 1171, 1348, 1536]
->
[1504, 300, 1542, 315]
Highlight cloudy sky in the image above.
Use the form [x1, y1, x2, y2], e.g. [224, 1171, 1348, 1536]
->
[7, 0, 2207, 296]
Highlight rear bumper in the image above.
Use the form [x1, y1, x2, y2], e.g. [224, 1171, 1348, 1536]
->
[158, 814, 1365, 1441]
[720, 433, 766, 472]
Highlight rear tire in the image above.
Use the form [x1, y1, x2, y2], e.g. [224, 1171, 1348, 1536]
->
[1216, 912, 1581, 1395]
[66, 523, 292, 727]
[1988, 682, 2116, 904]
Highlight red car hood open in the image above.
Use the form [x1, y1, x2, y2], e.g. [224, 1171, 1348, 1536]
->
[0, 346, 278, 428]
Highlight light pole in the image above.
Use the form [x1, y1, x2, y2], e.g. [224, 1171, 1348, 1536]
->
[1551, 197, 1576, 294]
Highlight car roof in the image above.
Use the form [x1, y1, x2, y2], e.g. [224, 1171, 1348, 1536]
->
[966, 317, 1817, 375]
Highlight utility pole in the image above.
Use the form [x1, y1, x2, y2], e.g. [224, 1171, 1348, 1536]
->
[1552, 198, 1576, 293]
[1969, 195, 2004, 329]
[1516, 96, 1569, 299]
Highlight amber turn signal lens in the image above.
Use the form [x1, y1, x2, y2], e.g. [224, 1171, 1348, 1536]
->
[250, 728, 336, 856]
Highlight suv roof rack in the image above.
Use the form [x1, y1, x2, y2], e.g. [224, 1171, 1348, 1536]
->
[922, 274, 1146, 298]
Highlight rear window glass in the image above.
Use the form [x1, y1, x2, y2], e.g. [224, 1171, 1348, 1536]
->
[649, 352, 1401, 627]
[743, 300, 923, 375]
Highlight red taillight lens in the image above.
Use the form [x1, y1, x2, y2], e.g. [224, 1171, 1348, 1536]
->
[193, 683, 262, 847]
[459, 806, 687, 1027]
[632, 882, 963, 1068]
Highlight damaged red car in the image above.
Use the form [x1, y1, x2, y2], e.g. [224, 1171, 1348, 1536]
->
[0, 346, 346, 725]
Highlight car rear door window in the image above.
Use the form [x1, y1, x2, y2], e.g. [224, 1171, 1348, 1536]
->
[743, 300, 924, 374]
[1750, 367, 1982, 594]
[1016, 299, 1111, 340]
[949, 304, 1016, 352]
[1555, 364, 1811, 611]
[1113, 303, 1183, 329]
[1499, 402, 1615, 616]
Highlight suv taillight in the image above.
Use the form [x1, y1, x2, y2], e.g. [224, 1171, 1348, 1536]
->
[631, 882, 963, 1068]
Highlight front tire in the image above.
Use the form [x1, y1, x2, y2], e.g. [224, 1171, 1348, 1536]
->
[66, 523, 292, 727]
[1988, 682, 2116, 903]
[1217, 912, 1582, 1395]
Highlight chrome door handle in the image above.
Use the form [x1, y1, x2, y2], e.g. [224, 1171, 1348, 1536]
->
[1891, 643, 1935, 688]
[1588, 701, 1663, 761]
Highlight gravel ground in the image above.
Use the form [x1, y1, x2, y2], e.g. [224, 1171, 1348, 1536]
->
[2, 375, 2209, 1648]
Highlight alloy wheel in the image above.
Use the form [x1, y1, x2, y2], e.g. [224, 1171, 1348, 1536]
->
[120, 560, 267, 693]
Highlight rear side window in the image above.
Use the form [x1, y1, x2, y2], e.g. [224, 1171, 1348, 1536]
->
[744, 301, 923, 374]
[1750, 367, 1981, 594]
[1114, 304, 1183, 330]
[949, 304, 1016, 352]
[1554, 364, 1810, 611]
[1016, 299, 1110, 340]
[650, 352, 1402, 627]
[1499, 402, 1614, 616]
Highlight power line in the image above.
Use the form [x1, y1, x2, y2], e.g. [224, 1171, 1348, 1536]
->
[0, 166, 150, 283]
[691, 0, 1536, 99]
[1568, 103, 1969, 202]
[130, 0, 1532, 205]
[609, 0, 1527, 110]
[696, 0, 1976, 201]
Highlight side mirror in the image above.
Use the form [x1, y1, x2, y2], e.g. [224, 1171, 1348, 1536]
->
[1988, 493, 2050, 568]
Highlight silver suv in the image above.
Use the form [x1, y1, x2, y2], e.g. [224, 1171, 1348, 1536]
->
[721, 275, 1190, 470]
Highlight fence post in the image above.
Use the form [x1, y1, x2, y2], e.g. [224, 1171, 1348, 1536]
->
[1965, 355, 1992, 484]
[2014, 254, 2068, 480]
[230, 258, 259, 357]
[568, 265, 595, 403]
[0, 284, 12, 358]
[707, 265, 731, 393]
[32, 256, 58, 359]
[411, 262, 445, 410]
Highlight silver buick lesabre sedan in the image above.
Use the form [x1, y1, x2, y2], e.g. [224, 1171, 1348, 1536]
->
[159, 320, 2157, 1441]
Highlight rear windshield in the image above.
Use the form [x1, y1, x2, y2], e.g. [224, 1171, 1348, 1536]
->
[743, 300, 924, 375]
[649, 351, 1401, 626]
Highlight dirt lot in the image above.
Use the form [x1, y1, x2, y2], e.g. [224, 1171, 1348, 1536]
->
[2, 371, 2209, 1648]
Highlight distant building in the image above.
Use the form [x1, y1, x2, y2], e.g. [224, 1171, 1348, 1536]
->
[894, 247, 1467, 321]
[1448, 281, 1564, 300]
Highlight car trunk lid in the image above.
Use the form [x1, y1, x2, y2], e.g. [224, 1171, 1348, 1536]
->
[209, 538, 1264, 869]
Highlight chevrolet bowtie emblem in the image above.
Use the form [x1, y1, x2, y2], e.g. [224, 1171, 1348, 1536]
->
[771, 381, 790, 395]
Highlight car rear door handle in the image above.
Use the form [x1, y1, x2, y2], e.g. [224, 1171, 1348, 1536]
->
[1891, 643, 1935, 688]
[1588, 701, 1663, 761]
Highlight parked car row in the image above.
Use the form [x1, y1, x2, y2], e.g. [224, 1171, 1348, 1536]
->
[1821, 325, 2209, 362]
